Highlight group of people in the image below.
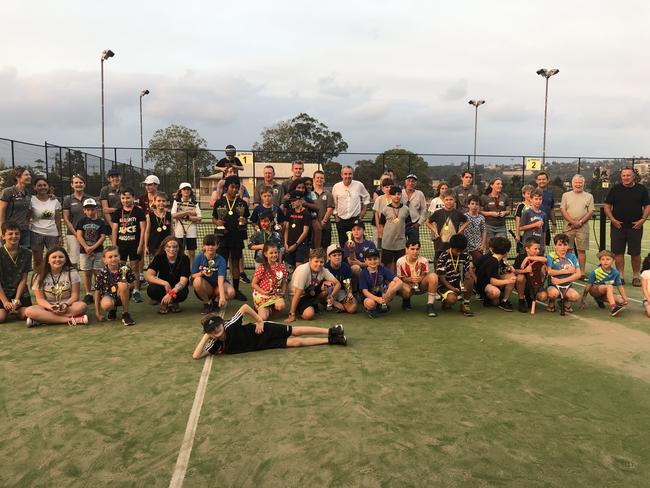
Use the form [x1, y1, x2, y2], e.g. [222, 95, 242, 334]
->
[1, 157, 650, 351]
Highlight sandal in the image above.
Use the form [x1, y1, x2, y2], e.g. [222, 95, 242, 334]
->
[564, 305, 574, 313]
[170, 303, 181, 313]
[632, 277, 642, 287]
[158, 304, 169, 314]
[546, 304, 556, 313]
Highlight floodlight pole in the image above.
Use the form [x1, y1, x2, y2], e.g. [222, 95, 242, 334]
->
[139, 89, 149, 171]
[537, 68, 559, 165]
[468, 100, 485, 163]
[100, 49, 115, 174]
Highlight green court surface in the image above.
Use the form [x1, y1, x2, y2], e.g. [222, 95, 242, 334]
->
[2, 279, 650, 487]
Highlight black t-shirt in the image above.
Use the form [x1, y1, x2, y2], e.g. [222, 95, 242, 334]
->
[114, 206, 146, 244]
[475, 254, 503, 297]
[287, 207, 312, 246]
[147, 210, 172, 252]
[604, 183, 650, 224]
[212, 196, 250, 245]
[147, 253, 190, 286]
[207, 312, 290, 355]
[75, 217, 109, 254]
[215, 156, 242, 171]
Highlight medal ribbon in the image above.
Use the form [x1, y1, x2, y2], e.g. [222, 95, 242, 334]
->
[3, 245, 18, 266]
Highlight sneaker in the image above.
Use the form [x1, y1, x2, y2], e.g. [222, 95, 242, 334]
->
[107, 309, 117, 321]
[379, 303, 389, 312]
[26, 317, 40, 328]
[610, 304, 625, 317]
[498, 300, 513, 312]
[329, 324, 345, 337]
[367, 308, 380, 319]
[83, 293, 94, 305]
[201, 302, 212, 315]
[402, 299, 412, 311]
[461, 303, 474, 317]
[426, 303, 437, 317]
[234, 290, 248, 301]
[133, 290, 143, 303]
[240, 272, 251, 284]
[67, 315, 89, 326]
[121, 312, 136, 326]
[328, 334, 347, 346]
[594, 297, 606, 309]
[518, 300, 529, 313]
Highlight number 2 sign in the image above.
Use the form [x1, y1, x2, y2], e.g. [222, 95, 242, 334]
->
[526, 158, 541, 171]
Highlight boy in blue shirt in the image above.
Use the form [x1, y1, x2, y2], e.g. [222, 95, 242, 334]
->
[546, 233, 582, 313]
[344, 219, 377, 291]
[324, 244, 357, 314]
[192, 234, 235, 314]
[519, 189, 547, 252]
[248, 210, 283, 263]
[250, 186, 285, 230]
[581, 250, 628, 316]
[359, 248, 404, 318]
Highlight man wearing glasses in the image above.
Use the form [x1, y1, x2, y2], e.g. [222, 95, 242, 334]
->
[332, 166, 371, 249]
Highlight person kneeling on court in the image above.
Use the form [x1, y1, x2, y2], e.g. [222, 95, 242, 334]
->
[0, 222, 32, 324]
[324, 244, 358, 314]
[545, 233, 582, 313]
[435, 234, 476, 317]
[145, 236, 190, 314]
[285, 247, 341, 323]
[580, 249, 628, 317]
[192, 234, 234, 315]
[397, 239, 439, 316]
[94, 246, 136, 326]
[251, 242, 288, 320]
[360, 248, 404, 319]
[25, 246, 88, 327]
[192, 304, 347, 359]
[474, 236, 516, 311]
[513, 237, 548, 313]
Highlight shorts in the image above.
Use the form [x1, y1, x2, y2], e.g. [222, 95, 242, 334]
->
[486, 224, 507, 240]
[226, 322, 293, 354]
[284, 243, 309, 266]
[217, 243, 244, 262]
[296, 285, 323, 315]
[118, 242, 141, 262]
[5, 293, 32, 308]
[101, 292, 130, 307]
[178, 237, 197, 251]
[30, 232, 58, 252]
[564, 225, 590, 251]
[79, 252, 104, 271]
[66, 235, 81, 264]
[19, 229, 30, 248]
[610, 225, 642, 256]
[381, 248, 405, 266]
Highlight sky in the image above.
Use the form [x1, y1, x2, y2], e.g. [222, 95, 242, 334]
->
[2, 0, 650, 161]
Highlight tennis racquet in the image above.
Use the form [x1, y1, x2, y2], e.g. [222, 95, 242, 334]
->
[528, 261, 546, 315]
[557, 283, 571, 316]
[176, 200, 196, 253]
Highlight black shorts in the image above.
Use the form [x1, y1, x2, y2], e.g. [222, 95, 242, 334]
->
[284, 243, 309, 266]
[611, 225, 643, 256]
[226, 322, 293, 354]
[118, 242, 141, 262]
[296, 295, 320, 315]
[100, 293, 130, 307]
[217, 243, 243, 262]
[179, 237, 197, 251]
[6, 293, 32, 308]
[381, 248, 405, 266]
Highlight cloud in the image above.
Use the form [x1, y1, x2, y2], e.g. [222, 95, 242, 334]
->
[440, 79, 468, 101]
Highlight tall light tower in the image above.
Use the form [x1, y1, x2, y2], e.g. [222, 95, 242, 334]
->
[468, 99, 485, 164]
[536, 68, 559, 165]
[139, 89, 150, 170]
[101, 49, 115, 172]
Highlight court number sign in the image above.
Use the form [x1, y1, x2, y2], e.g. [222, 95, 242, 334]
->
[236, 152, 254, 165]
[526, 158, 542, 171]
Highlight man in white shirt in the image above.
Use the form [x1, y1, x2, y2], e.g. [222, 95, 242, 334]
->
[401, 174, 427, 242]
[332, 166, 371, 248]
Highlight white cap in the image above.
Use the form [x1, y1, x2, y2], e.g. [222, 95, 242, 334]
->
[327, 244, 343, 256]
[143, 175, 160, 185]
[83, 198, 98, 207]
[178, 182, 192, 190]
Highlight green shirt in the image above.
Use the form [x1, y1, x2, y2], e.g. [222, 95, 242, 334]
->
[0, 245, 32, 298]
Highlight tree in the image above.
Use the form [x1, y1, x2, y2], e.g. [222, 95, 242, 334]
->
[253, 113, 348, 163]
[145, 125, 213, 188]
[322, 160, 342, 184]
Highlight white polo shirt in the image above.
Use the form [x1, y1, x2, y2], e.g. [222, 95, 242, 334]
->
[332, 180, 370, 220]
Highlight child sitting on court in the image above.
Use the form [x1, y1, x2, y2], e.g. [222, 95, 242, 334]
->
[248, 210, 283, 263]
[324, 244, 358, 314]
[344, 219, 377, 291]
[581, 250, 628, 317]
[94, 246, 136, 325]
[397, 239, 439, 316]
[0, 222, 32, 324]
[513, 236, 548, 313]
[436, 233, 476, 317]
[545, 233, 582, 313]
[251, 242, 288, 321]
[192, 234, 234, 315]
[359, 248, 405, 318]
[474, 236, 516, 311]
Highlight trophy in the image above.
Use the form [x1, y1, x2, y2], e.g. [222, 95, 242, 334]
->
[325, 283, 334, 310]
[119, 265, 130, 282]
[346, 230, 353, 245]
[50, 281, 65, 311]
[413, 265, 421, 293]
[275, 270, 284, 296]
[204, 259, 215, 277]
[236, 206, 247, 229]
[342, 278, 353, 303]
[215, 207, 227, 236]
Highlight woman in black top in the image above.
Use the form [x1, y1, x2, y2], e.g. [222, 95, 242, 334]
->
[145, 236, 190, 313]
[0, 167, 32, 247]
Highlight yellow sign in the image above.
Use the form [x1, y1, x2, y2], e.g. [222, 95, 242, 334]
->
[236, 151, 254, 165]
[526, 158, 542, 171]
[373, 179, 381, 187]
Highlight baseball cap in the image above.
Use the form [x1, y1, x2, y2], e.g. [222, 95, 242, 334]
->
[327, 244, 343, 256]
[289, 190, 305, 201]
[352, 219, 364, 229]
[365, 248, 379, 259]
[406, 174, 418, 180]
[389, 185, 403, 195]
[143, 175, 160, 185]
[225, 144, 236, 155]
[178, 182, 192, 190]
[107, 168, 121, 177]
[82, 198, 98, 207]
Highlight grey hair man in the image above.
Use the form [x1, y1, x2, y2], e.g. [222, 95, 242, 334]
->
[560, 174, 595, 276]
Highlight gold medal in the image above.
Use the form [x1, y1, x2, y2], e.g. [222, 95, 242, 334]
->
[443, 225, 449, 231]
[228, 211, 233, 216]
[291, 223, 296, 228]
[157, 226, 162, 233]
[111, 285, 117, 293]
[162, 225, 167, 230]
[393, 218, 399, 224]
[121, 227, 126, 234]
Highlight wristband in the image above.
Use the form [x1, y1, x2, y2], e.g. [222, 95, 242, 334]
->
[168, 289, 177, 299]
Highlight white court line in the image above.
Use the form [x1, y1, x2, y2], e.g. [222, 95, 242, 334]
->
[169, 305, 226, 488]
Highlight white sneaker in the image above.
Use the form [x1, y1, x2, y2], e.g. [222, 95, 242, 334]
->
[67, 315, 89, 326]
[26, 317, 40, 328]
